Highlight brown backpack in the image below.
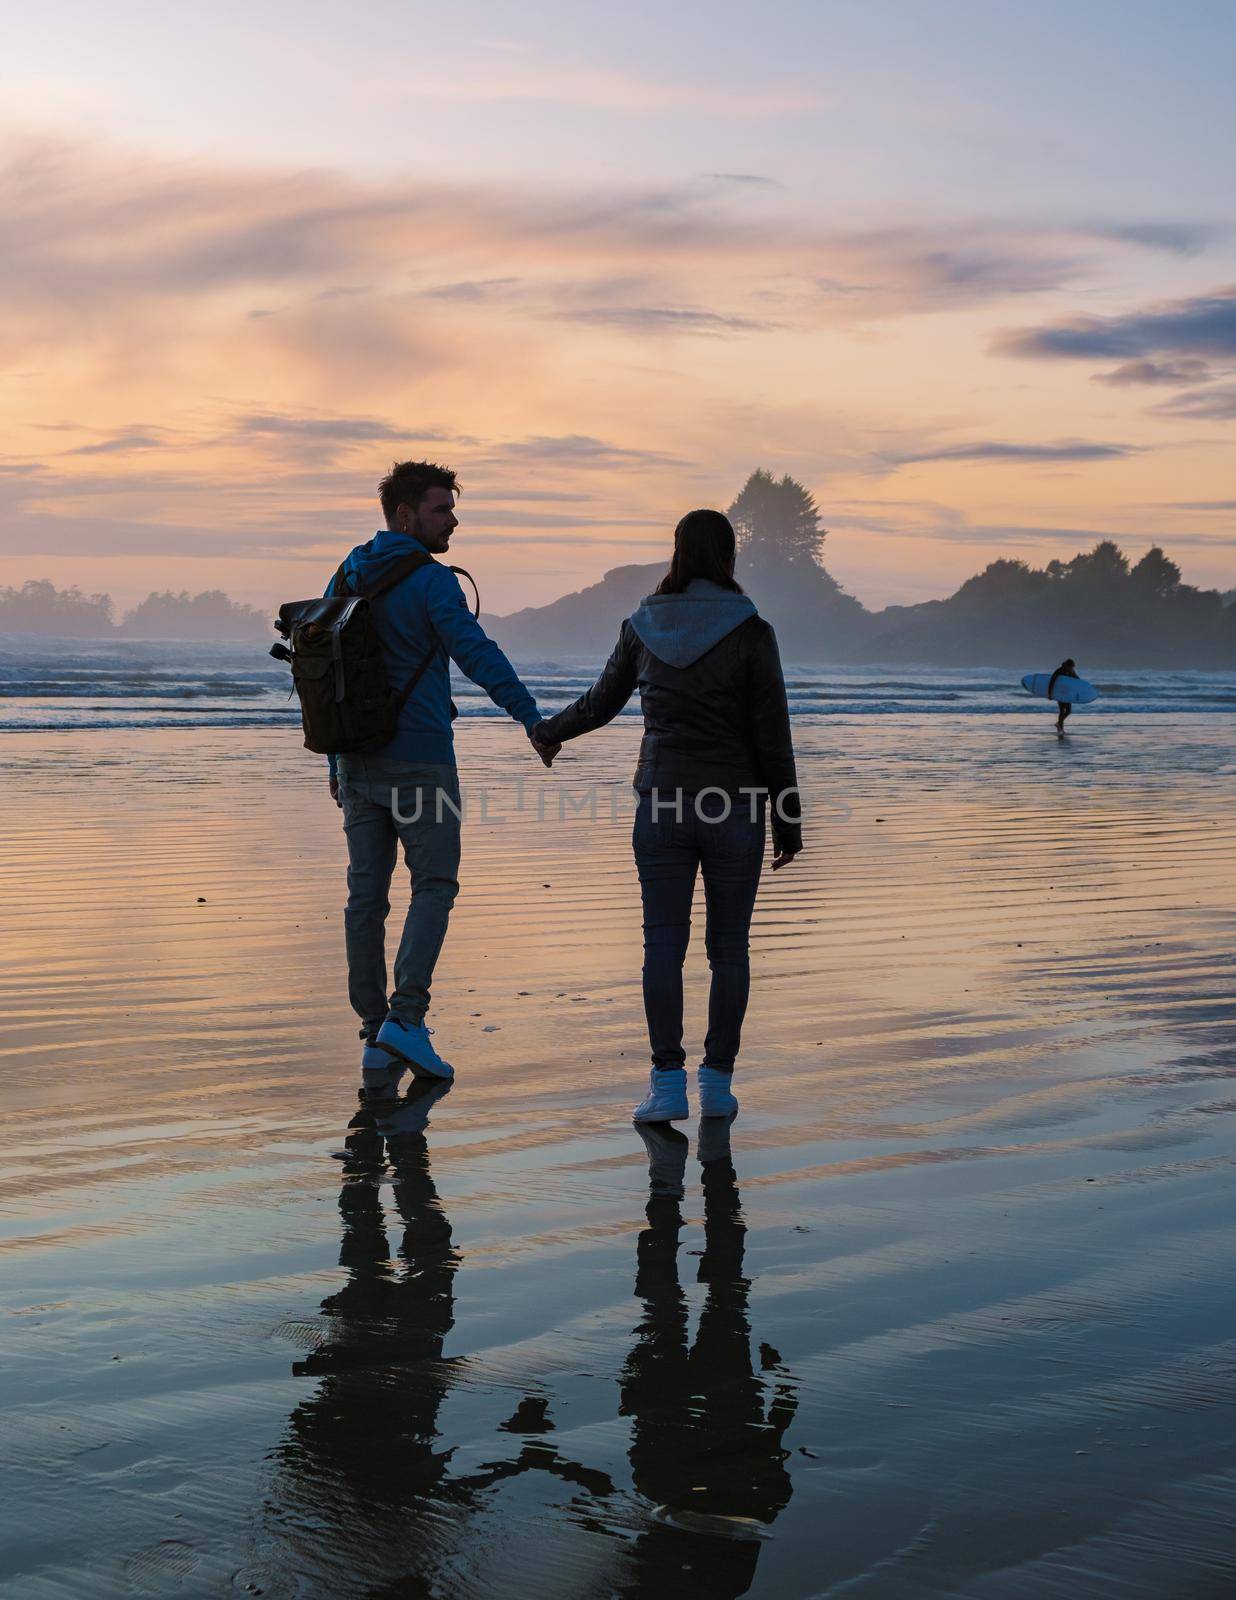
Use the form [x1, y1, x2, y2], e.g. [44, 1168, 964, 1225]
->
[272, 553, 479, 755]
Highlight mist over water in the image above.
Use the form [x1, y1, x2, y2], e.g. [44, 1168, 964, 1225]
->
[4, 636, 1236, 733]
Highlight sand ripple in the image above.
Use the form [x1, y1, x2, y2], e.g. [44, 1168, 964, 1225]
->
[4, 718, 1236, 1597]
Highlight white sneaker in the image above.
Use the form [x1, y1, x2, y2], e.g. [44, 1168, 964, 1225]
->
[376, 1016, 454, 1081]
[698, 1066, 738, 1119]
[632, 1067, 689, 1124]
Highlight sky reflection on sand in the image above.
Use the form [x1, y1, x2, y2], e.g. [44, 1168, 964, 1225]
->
[5, 720, 1236, 1596]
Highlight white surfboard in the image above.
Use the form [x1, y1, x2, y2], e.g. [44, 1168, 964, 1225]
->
[1021, 672, 1099, 705]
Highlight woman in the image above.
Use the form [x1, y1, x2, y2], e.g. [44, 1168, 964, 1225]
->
[533, 509, 802, 1125]
[1047, 657, 1079, 735]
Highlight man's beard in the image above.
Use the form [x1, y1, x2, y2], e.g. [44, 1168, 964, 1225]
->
[412, 519, 450, 552]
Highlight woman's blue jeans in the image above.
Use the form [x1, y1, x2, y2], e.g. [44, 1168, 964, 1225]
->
[633, 789, 765, 1074]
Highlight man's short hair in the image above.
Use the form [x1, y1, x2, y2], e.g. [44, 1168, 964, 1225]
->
[379, 460, 460, 525]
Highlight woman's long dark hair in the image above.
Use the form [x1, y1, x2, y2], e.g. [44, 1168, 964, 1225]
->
[654, 509, 744, 596]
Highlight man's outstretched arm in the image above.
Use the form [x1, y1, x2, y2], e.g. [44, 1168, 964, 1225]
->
[424, 567, 542, 732]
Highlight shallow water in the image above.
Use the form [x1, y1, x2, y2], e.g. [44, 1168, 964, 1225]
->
[4, 710, 1236, 1597]
[5, 633, 1236, 731]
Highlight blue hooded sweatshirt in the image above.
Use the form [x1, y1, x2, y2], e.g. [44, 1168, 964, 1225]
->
[325, 530, 541, 770]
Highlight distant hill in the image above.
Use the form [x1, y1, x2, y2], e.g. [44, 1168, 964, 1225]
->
[486, 469, 870, 660]
[483, 562, 663, 656]
[859, 544, 1236, 669]
[119, 589, 268, 640]
[487, 539, 1236, 670]
[484, 549, 868, 660]
[5, 485, 1235, 670]
[0, 580, 114, 637]
[0, 581, 268, 641]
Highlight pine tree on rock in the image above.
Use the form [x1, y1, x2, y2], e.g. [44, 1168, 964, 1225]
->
[727, 470, 832, 574]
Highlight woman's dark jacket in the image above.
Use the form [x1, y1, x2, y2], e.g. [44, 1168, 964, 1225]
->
[536, 579, 802, 854]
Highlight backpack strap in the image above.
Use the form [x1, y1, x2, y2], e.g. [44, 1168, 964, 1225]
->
[330, 559, 351, 598]
[449, 565, 481, 618]
[386, 564, 481, 717]
[354, 551, 436, 600]
[336, 551, 483, 716]
[391, 632, 446, 715]
[336, 552, 480, 614]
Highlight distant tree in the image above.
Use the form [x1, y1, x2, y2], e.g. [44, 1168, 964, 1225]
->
[0, 579, 114, 635]
[956, 558, 1050, 607]
[121, 589, 268, 640]
[1129, 546, 1181, 599]
[727, 470, 827, 567]
[870, 531, 1236, 667]
[1063, 540, 1130, 589]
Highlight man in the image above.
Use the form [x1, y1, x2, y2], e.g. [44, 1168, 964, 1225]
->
[327, 460, 558, 1098]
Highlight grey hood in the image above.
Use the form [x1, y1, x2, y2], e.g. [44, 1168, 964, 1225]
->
[628, 578, 758, 668]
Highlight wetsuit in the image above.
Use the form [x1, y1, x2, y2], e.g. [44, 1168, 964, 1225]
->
[1047, 665, 1077, 728]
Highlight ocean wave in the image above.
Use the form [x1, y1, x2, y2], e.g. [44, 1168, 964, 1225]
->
[8, 701, 1236, 733]
[0, 682, 275, 699]
[3, 643, 1236, 731]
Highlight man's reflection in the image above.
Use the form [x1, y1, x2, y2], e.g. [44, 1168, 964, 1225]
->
[266, 1081, 472, 1588]
[620, 1120, 798, 1598]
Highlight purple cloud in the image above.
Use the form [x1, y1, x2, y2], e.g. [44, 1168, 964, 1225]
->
[554, 306, 769, 334]
[1094, 357, 1212, 387]
[995, 285, 1236, 362]
[884, 440, 1138, 468]
[66, 431, 168, 456]
[1154, 384, 1236, 419]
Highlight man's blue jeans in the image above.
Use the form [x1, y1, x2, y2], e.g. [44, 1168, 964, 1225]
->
[337, 756, 461, 1037]
[633, 789, 765, 1073]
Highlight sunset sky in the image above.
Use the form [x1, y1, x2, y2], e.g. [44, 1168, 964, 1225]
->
[3, 0, 1235, 616]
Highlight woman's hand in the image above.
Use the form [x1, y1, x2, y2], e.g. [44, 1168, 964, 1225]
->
[529, 723, 561, 767]
[771, 846, 800, 871]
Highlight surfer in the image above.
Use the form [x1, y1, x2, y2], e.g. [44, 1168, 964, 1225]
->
[1047, 658, 1079, 735]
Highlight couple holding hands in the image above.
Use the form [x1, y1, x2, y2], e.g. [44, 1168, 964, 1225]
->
[325, 460, 801, 1125]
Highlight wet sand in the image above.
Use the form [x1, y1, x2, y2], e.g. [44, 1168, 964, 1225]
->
[5, 713, 1236, 1597]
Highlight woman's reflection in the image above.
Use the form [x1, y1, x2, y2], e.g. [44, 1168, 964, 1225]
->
[621, 1119, 798, 1598]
